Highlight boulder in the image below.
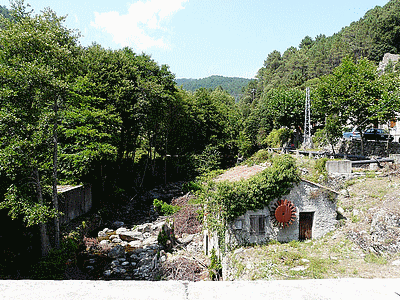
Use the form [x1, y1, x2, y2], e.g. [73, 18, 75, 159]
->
[116, 227, 128, 235]
[119, 231, 144, 242]
[136, 224, 152, 233]
[108, 245, 125, 259]
[113, 221, 125, 228]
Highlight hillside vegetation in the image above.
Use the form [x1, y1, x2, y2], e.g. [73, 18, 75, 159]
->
[223, 157, 400, 280]
[175, 75, 251, 101]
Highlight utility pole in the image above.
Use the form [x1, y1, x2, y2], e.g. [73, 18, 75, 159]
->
[303, 87, 312, 149]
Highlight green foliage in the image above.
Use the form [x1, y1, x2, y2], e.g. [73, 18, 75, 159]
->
[30, 236, 80, 279]
[364, 253, 387, 265]
[153, 199, 181, 216]
[264, 128, 293, 148]
[245, 149, 271, 166]
[192, 144, 222, 175]
[208, 248, 222, 280]
[176, 75, 251, 101]
[182, 181, 203, 194]
[157, 228, 170, 249]
[314, 158, 328, 181]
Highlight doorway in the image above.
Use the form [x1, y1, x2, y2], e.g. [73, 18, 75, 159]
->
[299, 212, 314, 240]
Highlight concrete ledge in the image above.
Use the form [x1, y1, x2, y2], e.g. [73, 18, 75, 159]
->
[326, 160, 352, 174]
[1, 279, 400, 300]
[389, 154, 400, 164]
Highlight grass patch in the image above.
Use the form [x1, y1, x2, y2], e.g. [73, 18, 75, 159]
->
[364, 253, 387, 265]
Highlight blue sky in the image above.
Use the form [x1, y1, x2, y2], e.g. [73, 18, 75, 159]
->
[0, 0, 390, 79]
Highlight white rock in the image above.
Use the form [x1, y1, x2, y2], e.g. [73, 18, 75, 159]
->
[99, 240, 111, 246]
[337, 207, 345, 215]
[116, 227, 128, 235]
[128, 241, 142, 248]
[109, 234, 118, 240]
[98, 231, 107, 238]
[290, 266, 309, 271]
[392, 259, 400, 266]
[137, 224, 152, 233]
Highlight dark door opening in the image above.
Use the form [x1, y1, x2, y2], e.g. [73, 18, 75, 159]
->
[299, 212, 314, 240]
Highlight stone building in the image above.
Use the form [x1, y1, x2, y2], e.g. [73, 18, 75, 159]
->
[204, 179, 338, 255]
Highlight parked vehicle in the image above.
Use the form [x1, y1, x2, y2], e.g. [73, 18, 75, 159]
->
[343, 129, 361, 140]
[363, 128, 393, 141]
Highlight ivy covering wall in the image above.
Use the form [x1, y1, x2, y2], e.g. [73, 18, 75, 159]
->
[199, 154, 300, 251]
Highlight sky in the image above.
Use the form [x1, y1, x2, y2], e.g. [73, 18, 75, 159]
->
[0, 0, 391, 79]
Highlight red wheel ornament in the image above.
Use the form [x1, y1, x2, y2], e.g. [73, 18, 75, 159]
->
[271, 199, 296, 228]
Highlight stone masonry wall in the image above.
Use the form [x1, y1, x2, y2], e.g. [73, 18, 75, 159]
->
[225, 180, 337, 247]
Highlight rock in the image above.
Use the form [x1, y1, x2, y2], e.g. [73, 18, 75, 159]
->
[290, 266, 309, 271]
[119, 231, 144, 242]
[99, 240, 111, 246]
[104, 270, 112, 276]
[392, 259, 400, 266]
[113, 221, 125, 228]
[108, 245, 125, 259]
[98, 231, 108, 238]
[116, 227, 128, 235]
[178, 234, 194, 246]
[112, 237, 123, 243]
[128, 241, 142, 249]
[137, 224, 152, 233]
[337, 207, 345, 215]
[109, 234, 119, 240]
[88, 259, 96, 264]
[143, 236, 158, 246]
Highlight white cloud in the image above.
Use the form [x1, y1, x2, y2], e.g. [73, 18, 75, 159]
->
[91, 0, 188, 51]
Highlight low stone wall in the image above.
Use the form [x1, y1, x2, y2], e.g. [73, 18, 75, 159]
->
[336, 140, 400, 157]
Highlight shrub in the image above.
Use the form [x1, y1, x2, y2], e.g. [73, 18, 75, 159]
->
[264, 128, 293, 148]
[153, 199, 181, 216]
[208, 249, 222, 280]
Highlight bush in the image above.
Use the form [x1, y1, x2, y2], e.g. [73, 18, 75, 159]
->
[264, 128, 292, 148]
[182, 181, 202, 194]
[245, 149, 271, 166]
[208, 249, 222, 280]
[153, 199, 181, 216]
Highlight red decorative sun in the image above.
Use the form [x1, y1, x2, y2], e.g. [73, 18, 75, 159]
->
[271, 199, 296, 228]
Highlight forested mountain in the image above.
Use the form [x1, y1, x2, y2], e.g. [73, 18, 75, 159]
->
[0, 5, 11, 20]
[246, 0, 400, 95]
[238, 0, 400, 156]
[175, 75, 251, 100]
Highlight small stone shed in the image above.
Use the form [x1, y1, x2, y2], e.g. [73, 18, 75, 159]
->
[204, 179, 338, 255]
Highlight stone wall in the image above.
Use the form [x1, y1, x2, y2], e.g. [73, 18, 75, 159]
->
[224, 180, 337, 247]
[336, 140, 400, 157]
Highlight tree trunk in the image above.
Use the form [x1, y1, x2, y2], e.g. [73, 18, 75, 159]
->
[33, 166, 50, 256]
[53, 96, 60, 249]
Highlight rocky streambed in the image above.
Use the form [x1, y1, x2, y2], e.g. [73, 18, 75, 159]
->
[71, 182, 206, 281]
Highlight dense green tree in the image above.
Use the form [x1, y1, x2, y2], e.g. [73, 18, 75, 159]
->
[314, 56, 399, 154]
[0, 0, 80, 251]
